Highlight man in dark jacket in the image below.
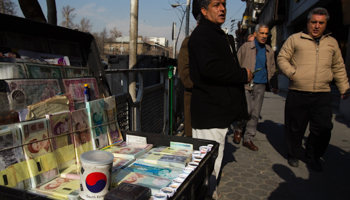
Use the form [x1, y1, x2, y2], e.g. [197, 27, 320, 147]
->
[188, 0, 253, 198]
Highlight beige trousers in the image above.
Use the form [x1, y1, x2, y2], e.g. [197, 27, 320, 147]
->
[192, 127, 228, 179]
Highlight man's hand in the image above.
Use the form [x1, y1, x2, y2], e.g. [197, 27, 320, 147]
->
[341, 94, 349, 100]
[247, 69, 253, 82]
[272, 88, 279, 94]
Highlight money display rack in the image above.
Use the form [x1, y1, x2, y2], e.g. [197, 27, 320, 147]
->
[0, 13, 218, 199]
[0, 131, 218, 200]
[120, 131, 219, 200]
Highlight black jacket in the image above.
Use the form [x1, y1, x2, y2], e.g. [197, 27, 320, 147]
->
[188, 17, 249, 129]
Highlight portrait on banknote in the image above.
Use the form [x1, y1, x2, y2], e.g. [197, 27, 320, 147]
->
[20, 119, 59, 187]
[6, 79, 61, 111]
[62, 78, 99, 101]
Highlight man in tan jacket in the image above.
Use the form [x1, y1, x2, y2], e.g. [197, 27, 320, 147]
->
[277, 7, 349, 172]
[233, 23, 278, 151]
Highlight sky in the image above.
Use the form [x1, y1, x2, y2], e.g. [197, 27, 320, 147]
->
[13, 0, 246, 50]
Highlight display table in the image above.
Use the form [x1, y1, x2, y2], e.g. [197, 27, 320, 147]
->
[120, 131, 219, 200]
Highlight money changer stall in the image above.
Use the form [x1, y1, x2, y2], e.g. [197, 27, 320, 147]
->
[0, 14, 218, 200]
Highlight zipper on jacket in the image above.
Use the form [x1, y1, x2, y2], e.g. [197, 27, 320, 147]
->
[314, 42, 318, 92]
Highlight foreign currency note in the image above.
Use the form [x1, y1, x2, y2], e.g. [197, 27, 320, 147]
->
[5, 79, 61, 111]
[62, 78, 99, 101]
[0, 63, 26, 79]
[64, 67, 89, 78]
[18, 118, 59, 188]
[86, 99, 108, 149]
[125, 162, 183, 179]
[104, 96, 122, 144]
[112, 170, 171, 193]
[26, 94, 70, 121]
[170, 141, 193, 151]
[0, 127, 31, 189]
[26, 64, 63, 79]
[71, 108, 92, 164]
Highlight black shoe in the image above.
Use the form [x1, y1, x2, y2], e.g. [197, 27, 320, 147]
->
[288, 158, 299, 167]
[308, 159, 323, 172]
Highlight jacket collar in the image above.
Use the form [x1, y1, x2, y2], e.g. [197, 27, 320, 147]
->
[248, 40, 270, 52]
[301, 28, 332, 39]
[199, 17, 226, 35]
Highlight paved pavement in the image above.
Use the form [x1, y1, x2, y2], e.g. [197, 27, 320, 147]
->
[216, 91, 350, 200]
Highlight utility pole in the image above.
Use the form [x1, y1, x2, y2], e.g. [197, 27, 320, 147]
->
[129, 0, 138, 102]
[130, 0, 139, 131]
[185, 0, 190, 37]
[172, 22, 176, 58]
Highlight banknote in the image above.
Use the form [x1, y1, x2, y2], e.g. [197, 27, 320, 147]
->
[137, 152, 188, 168]
[45, 111, 75, 171]
[5, 79, 61, 111]
[26, 94, 71, 121]
[117, 141, 153, 151]
[0, 80, 14, 125]
[18, 118, 59, 188]
[0, 127, 31, 189]
[62, 78, 99, 101]
[125, 162, 183, 179]
[104, 96, 123, 144]
[0, 62, 26, 79]
[112, 170, 171, 195]
[170, 141, 193, 151]
[64, 67, 89, 78]
[26, 63, 63, 79]
[149, 146, 192, 157]
[112, 157, 134, 174]
[31, 177, 80, 199]
[71, 108, 92, 163]
[86, 99, 108, 149]
[104, 146, 145, 159]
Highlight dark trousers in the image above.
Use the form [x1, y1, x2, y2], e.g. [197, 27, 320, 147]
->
[285, 90, 333, 161]
[184, 90, 192, 137]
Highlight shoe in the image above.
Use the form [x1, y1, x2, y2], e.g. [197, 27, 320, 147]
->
[232, 130, 242, 144]
[212, 190, 221, 200]
[307, 159, 323, 172]
[243, 141, 258, 151]
[287, 157, 299, 167]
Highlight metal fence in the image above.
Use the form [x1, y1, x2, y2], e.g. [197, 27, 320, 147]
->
[105, 66, 184, 135]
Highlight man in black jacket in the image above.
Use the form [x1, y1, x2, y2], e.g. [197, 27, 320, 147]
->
[188, 0, 253, 198]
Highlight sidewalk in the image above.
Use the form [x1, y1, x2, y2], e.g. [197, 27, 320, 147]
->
[217, 91, 350, 200]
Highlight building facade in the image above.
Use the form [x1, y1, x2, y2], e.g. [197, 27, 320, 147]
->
[103, 36, 173, 58]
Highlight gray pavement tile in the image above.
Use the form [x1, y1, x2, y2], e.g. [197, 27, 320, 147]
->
[218, 91, 350, 200]
[251, 189, 268, 197]
[234, 187, 251, 195]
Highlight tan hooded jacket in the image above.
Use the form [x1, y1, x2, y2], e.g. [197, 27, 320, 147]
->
[277, 31, 349, 94]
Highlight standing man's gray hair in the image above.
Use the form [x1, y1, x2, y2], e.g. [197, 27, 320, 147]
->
[255, 23, 268, 33]
[201, 0, 212, 10]
[307, 7, 330, 22]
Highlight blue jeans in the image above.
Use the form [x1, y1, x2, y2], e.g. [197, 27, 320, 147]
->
[234, 83, 266, 142]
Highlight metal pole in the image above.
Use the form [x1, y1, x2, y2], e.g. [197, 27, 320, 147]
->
[185, 0, 191, 37]
[168, 66, 174, 135]
[173, 23, 176, 58]
[130, 0, 138, 131]
[129, 0, 138, 102]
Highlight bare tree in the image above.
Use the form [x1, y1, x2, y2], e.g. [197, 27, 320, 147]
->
[109, 27, 122, 39]
[142, 36, 150, 43]
[76, 17, 93, 32]
[92, 32, 102, 53]
[60, 5, 76, 28]
[93, 28, 109, 55]
[0, 0, 16, 15]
